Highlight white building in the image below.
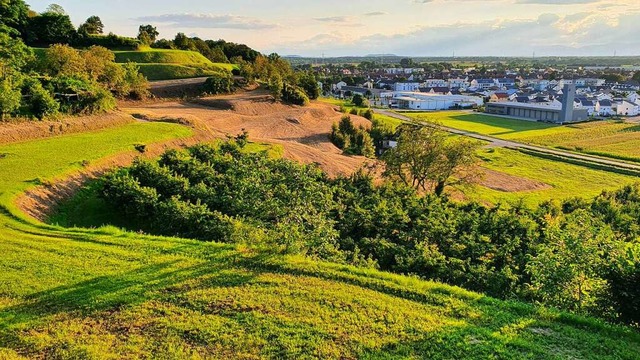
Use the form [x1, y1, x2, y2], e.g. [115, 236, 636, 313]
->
[448, 78, 470, 89]
[393, 92, 483, 110]
[424, 79, 448, 88]
[615, 101, 640, 116]
[394, 82, 421, 92]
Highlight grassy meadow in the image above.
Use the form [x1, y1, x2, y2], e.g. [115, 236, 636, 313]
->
[0, 114, 639, 358]
[462, 147, 639, 206]
[406, 111, 640, 163]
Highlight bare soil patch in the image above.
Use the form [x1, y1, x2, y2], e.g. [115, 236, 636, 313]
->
[17, 90, 375, 221]
[479, 169, 551, 192]
[122, 91, 374, 178]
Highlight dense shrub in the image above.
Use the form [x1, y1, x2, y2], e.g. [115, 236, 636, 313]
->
[75, 33, 140, 50]
[99, 139, 640, 326]
[50, 76, 116, 114]
[202, 72, 233, 95]
[281, 82, 309, 106]
[25, 80, 59, 119]
[330, 115, 375, 158]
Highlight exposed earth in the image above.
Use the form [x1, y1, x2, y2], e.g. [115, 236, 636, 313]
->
[121, 90, 374, 178]
[6, 89, 552, 222]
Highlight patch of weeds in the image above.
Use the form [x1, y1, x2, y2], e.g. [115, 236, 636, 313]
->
[134, 144, 147, 153]
[28, 177, 53, 187]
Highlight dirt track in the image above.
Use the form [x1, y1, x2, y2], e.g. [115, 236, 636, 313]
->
[122, 91, 374, 178]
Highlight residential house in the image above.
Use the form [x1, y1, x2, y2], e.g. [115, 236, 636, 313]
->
[615, 100, 640, 116]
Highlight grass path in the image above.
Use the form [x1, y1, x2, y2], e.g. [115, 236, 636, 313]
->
[0, 121, 639, 358]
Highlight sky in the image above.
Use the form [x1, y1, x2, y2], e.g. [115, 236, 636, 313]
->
[26, 0, 640, 57]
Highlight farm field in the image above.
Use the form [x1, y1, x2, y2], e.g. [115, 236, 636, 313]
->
[1, 109, 639, 358]
[405, 111, 640, 162]
[462, 147, 639, 206]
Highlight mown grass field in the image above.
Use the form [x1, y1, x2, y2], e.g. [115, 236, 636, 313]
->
[406, 111, 640, 162]
[463, 147, 639, 206]
[136, 63, 233, 81]
[0, 120, 639, 358]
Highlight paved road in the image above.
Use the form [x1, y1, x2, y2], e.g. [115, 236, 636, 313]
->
[375, 109, 640, 172]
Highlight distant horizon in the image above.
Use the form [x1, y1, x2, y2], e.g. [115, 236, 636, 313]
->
[282, 54, 640, 59]
[25, 0, 640, 57]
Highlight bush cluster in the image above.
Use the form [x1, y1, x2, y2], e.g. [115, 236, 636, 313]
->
[329, 115, 375, 157]
[101, 140, 640, 326]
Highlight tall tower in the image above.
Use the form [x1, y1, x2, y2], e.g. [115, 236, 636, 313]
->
[560, 83, 576, 123]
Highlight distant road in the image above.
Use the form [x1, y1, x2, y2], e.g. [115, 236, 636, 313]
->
[149, 77, 210, 89]
[374, 109, 640, 173]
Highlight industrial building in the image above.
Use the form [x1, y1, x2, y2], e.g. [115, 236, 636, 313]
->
[485, 84, 589, 123]
[392, 92, 484, 110]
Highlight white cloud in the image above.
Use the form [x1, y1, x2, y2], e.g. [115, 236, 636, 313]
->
[272, 10, 640, 56]
[133, 14, 277, 30]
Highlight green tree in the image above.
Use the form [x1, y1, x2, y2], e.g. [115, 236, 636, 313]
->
[82, 45, 114, 81]
[26, 80, 59, 119]
[352, 94, 368, 108]
[0, 29, 33, 78]
[298, 71, 320, 100]
[25, 11, 76, 45]
[0, 0, 30, 34]
[45, 3, 66, 15]
[0, 79, 21, 120]
[39, 44, 85, 77]
[173, 32, 193, 50]
[382, 124, 480, 195]
[527, 210, 620, 314]
[269, 73, 283, 100]
[137, 24, 159, 45]
[400, 58, 414, 67]
[78, 16, 104, 35]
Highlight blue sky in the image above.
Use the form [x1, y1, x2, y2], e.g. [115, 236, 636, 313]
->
[27, 0, 640, 57]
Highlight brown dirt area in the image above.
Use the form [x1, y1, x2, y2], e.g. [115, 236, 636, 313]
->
[479, 169, 551, 192]
[15, 90, 375, 221]
[121, 90, 374, 178]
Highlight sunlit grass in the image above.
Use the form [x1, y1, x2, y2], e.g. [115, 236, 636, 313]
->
[0, 119, 638, 358]
[407, 112, 640, 162]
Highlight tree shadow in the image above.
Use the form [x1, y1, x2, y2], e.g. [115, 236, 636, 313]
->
[0, 259, 258, 349]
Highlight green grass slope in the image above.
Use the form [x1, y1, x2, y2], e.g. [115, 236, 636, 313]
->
[113, 49, 215, 65]
[114, 49, 236, 81]
[0, 123, 639, 358]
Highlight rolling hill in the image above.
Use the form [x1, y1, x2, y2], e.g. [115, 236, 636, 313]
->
[114, 48, 236, 81]
[0, 117, 638, 358]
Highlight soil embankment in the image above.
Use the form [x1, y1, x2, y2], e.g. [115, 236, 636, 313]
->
[14, 90, 375, 221]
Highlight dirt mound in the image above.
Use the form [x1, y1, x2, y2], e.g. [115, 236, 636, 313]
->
[480, 169, 551, 192]
[121, 91, 375, 178]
